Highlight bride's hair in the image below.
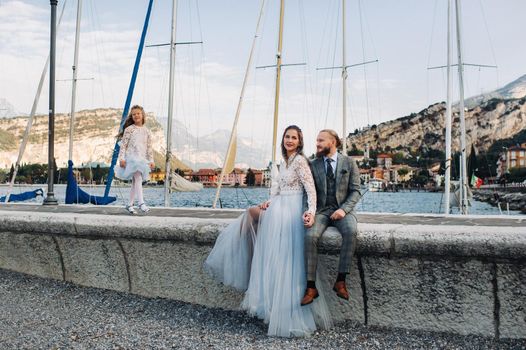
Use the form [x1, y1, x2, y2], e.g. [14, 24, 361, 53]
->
[281, 125, 304, 162]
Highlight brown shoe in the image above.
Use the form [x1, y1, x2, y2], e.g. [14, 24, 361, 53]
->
[333, 281, 349, 300]
[300, 287, 319, 306]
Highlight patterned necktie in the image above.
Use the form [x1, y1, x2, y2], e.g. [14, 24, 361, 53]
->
[326, 158, 334, 179]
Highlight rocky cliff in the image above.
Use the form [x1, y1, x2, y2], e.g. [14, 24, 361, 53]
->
[347, 96, 526, 153]
[0, 108, 189, 170]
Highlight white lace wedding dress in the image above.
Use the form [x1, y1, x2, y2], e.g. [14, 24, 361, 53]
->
[205, 153, 332, 337]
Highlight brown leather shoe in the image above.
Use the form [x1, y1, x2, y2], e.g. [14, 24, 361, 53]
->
[333, 281, 349, 300]
[300, 287, 319, 306]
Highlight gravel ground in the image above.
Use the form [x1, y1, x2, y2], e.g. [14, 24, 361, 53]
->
[0, 269, 524, 350]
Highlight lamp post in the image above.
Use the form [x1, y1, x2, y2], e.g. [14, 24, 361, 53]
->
[44, 0, 59, 205]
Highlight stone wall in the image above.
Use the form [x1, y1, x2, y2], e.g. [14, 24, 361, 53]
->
[0, 209, 524, 339]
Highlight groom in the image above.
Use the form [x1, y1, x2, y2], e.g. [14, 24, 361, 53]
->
[301, 129, 362, 305]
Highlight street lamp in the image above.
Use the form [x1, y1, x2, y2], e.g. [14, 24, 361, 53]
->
[43, 0, 58, 205]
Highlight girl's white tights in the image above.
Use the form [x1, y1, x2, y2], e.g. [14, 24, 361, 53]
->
[129, 171, 144, 206]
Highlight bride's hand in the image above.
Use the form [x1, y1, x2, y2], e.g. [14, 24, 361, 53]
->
[259, 201, 271, 210]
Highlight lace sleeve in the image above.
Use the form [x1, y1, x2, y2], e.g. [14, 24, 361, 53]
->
[146, 129, 154, 163]
[118, 127, 132, 160]
[270, 163, 280, 197]
[295, 156, 317, 214]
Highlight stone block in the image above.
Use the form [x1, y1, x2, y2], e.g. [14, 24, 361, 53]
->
[364, 256, 495, 336]
[498, 263, 526, 339]
[55, 237, 129, 292]
[121, 240, 243, 310]
[0, 232, 63, 280]
[317, 255, 365, 324]
[393, 226, 526, 260]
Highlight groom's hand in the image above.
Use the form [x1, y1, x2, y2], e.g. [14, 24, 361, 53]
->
[303, 212, 314, 228]
[330, 209, 346, 220]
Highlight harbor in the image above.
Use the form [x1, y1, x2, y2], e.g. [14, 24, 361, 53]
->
[1, 0, 526, 347]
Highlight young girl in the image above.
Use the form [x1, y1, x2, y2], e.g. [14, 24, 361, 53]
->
[115, 105, 155, 214]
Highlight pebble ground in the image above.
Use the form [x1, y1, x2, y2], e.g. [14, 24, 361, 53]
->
[1, 269, 524, 349]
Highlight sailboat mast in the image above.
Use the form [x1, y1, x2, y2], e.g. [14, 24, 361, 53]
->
[444, 0, 452, 215]
[68, 0, 82, 162]
[271, 0, 285, 164]
[164, 0, 178, 207]
[342, 0, 347, 155]
[454, 0, 468, 214]
[104, 0, 154, 198]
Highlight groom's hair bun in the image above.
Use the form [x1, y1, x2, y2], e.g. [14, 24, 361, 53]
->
[320, 129, 342, 148]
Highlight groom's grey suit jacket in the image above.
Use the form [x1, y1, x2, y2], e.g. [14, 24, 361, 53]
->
[309, 153, 362, 215]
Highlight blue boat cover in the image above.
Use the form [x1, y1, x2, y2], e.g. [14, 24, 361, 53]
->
[0, 188, 44, 202]
[65, 160, 116, 205]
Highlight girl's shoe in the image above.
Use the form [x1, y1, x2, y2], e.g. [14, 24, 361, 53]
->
[138, 203, 150, 213]
[125, 205, 136, 214]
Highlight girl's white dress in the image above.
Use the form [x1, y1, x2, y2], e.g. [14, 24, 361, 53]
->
[115, 124, 153, 181]
[205, 154, 332, 337]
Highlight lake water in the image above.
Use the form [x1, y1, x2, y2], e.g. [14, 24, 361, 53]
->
[1, 184, 522, 215]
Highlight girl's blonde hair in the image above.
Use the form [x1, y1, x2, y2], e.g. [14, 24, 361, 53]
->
[118, 105, 146, 138]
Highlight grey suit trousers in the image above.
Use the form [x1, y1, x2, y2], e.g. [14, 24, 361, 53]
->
[305, 212, 357, 281]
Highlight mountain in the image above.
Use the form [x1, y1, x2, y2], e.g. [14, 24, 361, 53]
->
[156, 117, 270, 169]
[462, 74, 526, 108]
[347, 96, 526, 154]
[0, 98, 18, 118]
[0, 108, 189, 170]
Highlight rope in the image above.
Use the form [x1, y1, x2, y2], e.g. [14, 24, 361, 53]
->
[322, 0, 340, 129]
[477, 0, 499, 87]
[358, 0, 371, 127]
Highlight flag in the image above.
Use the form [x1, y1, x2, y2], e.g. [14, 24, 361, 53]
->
[470, 174, 483, 188]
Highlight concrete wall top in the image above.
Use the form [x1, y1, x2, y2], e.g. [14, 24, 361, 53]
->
[1, 209, 524, 261]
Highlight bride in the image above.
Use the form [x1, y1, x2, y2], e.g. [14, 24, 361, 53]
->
[205, 125, 332, 337]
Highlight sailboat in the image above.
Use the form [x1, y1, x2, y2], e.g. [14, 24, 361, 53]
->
[432, 0, 495, 214]
[213, 0, 267, 208]
[65, 0, 116, 205]
[0, 1, 72, 203]
[161, 0, 204, 204]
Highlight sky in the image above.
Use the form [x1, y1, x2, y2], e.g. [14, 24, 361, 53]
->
[0, 0, 525, 158]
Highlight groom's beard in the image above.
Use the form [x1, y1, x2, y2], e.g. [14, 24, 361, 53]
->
[316, 146, 331, 158]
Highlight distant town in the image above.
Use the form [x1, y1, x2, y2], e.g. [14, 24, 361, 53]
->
[2, 141, 525, 192]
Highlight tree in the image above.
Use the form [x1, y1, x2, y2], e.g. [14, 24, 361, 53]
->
[397, 167, 409, 178]
[245, 168, 256, 186]
[348, 143, 363, 156]
[53, 158, 59, 184]
[467, 144, 479, 178]
[93, 165, 103, 184]
[392, 152, 405, 165]
[8, 164, 14, 181]
[509, 168, 526, 183]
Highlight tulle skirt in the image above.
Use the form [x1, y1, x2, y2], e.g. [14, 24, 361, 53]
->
[205, 191, 332, 337]
[114, 156, 151, 181]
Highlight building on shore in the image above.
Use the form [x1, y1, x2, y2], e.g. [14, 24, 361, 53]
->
[192, 169, 218, 186]
[497, 143, 526, 178]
